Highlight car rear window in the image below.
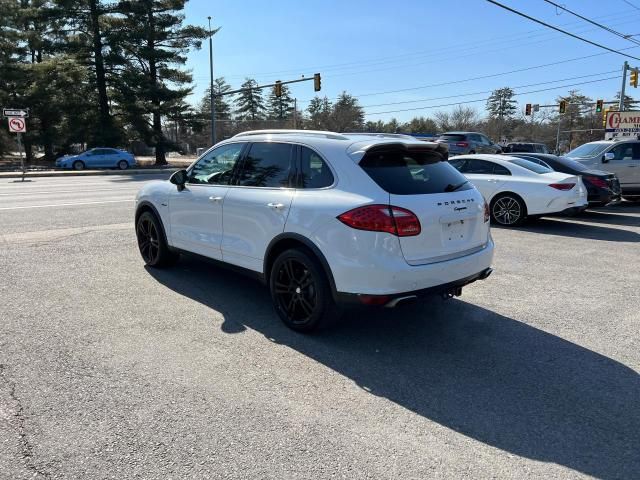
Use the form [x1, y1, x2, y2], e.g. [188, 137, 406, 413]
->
[359, 147, 473, 195]
[509, 158, 553, 174]
[439, 134, 466, 141]
[556, 156, 590, 172]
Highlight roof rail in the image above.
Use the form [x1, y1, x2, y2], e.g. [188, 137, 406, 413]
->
[342, 132, 417, 140]
[232, 129, 349, 140]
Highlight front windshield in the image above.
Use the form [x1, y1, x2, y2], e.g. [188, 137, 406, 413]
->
[566, 143, 609, 158]
[509, 158, 553, 174]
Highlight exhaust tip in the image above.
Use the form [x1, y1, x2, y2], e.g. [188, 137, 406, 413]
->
[385, 295, 418, 308]
[479, 268, 493, 280]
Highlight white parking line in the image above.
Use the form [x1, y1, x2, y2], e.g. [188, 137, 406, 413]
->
[0, 199, 132, 210]
[0, 187, 140, 196]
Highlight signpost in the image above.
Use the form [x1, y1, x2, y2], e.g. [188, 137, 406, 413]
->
[3, 109, 28, 181]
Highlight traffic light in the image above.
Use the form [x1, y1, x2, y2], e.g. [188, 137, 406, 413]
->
[274, 81, 282, 98]
[559, 100, 567, 114]
[630, 68, 638, 88]
[602, 108, 609, 127]
[595, 99, 603, 113]
[525, 103, 532, 116]
[313, 73, 321, 92]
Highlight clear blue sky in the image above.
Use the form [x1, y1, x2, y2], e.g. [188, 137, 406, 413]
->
[183, 0, 640, 122]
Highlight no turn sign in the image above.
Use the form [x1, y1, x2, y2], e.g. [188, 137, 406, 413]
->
[8, 117, 26, 133]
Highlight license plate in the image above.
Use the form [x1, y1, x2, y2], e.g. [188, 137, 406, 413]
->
[443, 220, 465, 242]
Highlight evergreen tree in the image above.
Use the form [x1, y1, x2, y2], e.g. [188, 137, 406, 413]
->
[235, 78, 265, 121]
[110, 0, 207, 165]
[266, 83, 294, 120]
[614, 91, 638, 110]
[486, 87, 517, 119]
[332, 92, 364, 132]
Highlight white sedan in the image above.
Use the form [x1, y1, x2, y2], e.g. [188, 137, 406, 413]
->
[449, 154, 588, 226]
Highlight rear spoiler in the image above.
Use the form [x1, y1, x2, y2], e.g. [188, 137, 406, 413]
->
[348, 141, 449, 162]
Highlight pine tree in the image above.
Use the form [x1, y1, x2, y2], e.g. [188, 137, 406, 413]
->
[266, 83, 294, 120]
[486, 87, 517, 119]
[235, 78, 265, 121]
[332, 92, 364, 132]
[110, 0, 207, 165]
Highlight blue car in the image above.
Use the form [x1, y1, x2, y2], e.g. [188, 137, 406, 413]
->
[56, 148, 136, 170]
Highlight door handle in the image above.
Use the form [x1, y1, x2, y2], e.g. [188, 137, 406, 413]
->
[209, 196, 223, 203]
[267, 202, 285, 209]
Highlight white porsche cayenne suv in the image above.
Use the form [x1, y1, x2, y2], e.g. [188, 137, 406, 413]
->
[135, 130, 494, 332]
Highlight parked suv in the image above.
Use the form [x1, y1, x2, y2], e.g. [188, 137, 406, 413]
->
[502, 142, 549, 154]
[135, 130, 494, 332]
[565, 139, 640, 198]
[437, 132, 502, 156]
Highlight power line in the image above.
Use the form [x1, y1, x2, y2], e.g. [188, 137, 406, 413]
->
[364, 76, 619, 116]
[360, 70, 618, 109]
[485, 0, 640, 61]
[542, 0, 640, 46]
[622, 0, 640, 11]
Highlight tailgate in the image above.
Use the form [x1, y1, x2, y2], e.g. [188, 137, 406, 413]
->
[390, 189, 489, 266]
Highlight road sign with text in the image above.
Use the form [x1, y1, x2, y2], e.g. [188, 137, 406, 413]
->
[8, 117, 26, 133]
[3, 108, 29, 118]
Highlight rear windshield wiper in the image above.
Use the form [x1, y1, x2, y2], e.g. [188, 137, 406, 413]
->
[444, 180, 468, 192]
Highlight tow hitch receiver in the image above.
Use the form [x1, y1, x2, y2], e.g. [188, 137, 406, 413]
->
[442, 286, 463, 300]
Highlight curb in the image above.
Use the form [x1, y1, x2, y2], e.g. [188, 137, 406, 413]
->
[0, 168, 178, 179]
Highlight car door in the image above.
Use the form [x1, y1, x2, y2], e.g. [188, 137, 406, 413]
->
[93, 149, 110, 167]
[454, 159, 507, 200]
[83, 149, 99, 168]
[168, 142, 247, 260]
[604, 143, 638, 189]
[221, 142, 296, 272]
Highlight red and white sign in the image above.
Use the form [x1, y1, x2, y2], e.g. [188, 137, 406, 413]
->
[604, 110, 640, 140]
[8, 117, 26, 133]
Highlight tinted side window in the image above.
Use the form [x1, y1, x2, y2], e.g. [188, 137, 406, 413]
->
[300, 146, 334, 188]
[493, 164, 511, 175]
[610, 143, 634, 160]
[360, 147, 472, 195]
[188, 142, 245, 185]
[237, 142, 293, 188]
[463, 159, 495, 174]
[469, 134, 481, 142]
[633, 144, 640, 160]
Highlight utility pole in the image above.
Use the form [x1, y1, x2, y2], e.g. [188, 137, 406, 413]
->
[293, 98, 297, 129]
[208, 16, 217, 145]
[619, 61, 628, 112]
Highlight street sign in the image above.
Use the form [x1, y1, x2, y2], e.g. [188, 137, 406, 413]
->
[3, 108, 28, 118]
[8, 117, 26, 133]
[533, 104, 540, 112]
[604, 110, 640, 140]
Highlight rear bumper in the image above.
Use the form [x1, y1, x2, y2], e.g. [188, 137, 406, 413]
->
[332, 235, 495, 298]
[336, 267, 493, 306]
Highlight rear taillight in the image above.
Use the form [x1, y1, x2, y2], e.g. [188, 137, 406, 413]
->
[456, 142, 469, 147]
[584, 176, 608, 188]
[548, 183, 575, 191]
[484, 202, 490, 223]
[337, 204, 421, 237]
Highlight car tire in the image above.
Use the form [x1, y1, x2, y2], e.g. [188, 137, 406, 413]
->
[490, 193, 527, 226]
[117, 160, 129, 170]
[136, 211, 179, 268]
[269, 248, 340, 333]
[72, 160, 85, 171]
[469, 150, 476, 154]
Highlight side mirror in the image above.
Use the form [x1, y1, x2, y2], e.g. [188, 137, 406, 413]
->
[170, 169, 188, 191]
[602, 152, 615, 163]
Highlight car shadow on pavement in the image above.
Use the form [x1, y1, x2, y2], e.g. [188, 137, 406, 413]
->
[506, 218, 639, 242]
[147, 258, 640, 480]
[579, 210, 640, 228]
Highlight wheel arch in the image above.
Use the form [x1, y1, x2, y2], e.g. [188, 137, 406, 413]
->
[264, 233, 337, 298]
[135, 201, 169, 246]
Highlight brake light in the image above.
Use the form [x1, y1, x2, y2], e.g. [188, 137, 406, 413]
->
[484, 202, 490, 222]
[548, 183, 575, 191]
[337, 205, 421, 237]
[584, 176, 608, 188]
[456, 142, 469, 147]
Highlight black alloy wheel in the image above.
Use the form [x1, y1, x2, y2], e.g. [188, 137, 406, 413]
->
[136, 211, 178, 267]
[270, 248, 338, 332]
[73, 160, 85, 170]
[491, 194, 526, 226]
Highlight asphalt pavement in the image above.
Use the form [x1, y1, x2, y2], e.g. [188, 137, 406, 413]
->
[1, 175, 639, 479]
